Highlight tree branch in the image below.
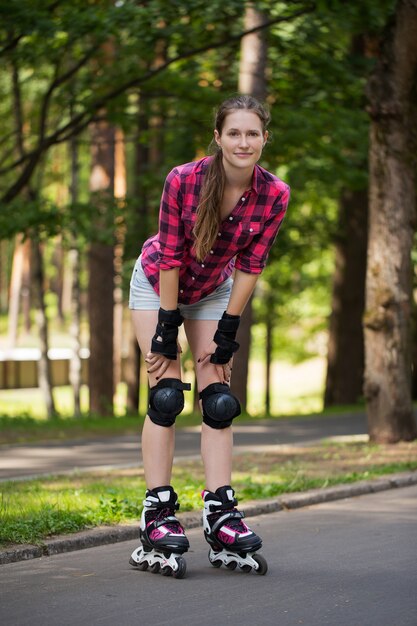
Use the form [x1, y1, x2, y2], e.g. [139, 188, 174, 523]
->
[1, 2, 316, 203]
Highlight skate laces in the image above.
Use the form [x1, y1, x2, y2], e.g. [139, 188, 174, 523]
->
[210, 508, 248, 534]
[148, 507, 184, 534]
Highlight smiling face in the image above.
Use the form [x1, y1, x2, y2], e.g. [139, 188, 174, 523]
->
[214, 109, 268, 174]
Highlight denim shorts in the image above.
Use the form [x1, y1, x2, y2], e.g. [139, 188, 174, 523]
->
[128, 256, 233, 321]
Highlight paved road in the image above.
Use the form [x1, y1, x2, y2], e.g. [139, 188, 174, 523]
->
[1, 485, 416, 626]
[0, 412, 367, 480]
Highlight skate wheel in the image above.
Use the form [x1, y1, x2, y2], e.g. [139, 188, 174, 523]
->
[253, 554, 268, 576]
[226, 561, 237, 570]
[161, 566, 172, 577]
[208, 550, 222, 568]
[149, 562, 160, 574]
[239, 564, 252, 573]
[129, 557, 149, 571]
[172, 557, 186, 579]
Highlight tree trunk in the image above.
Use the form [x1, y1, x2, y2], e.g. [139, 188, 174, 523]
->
[21, 237, 31, 333]
[364, 0, 417, 442]
[7, 234, 25, 347]
[68, 132, 82, 417]
[232, 3, 268, 413]
[265, 303, 273, 416]
[412, 300, 417, 400]
[325, 188, 368, 406]
[0, 240, 9, 313]
[113, 128, 126, 392]
[32, 236, 56, 418]
[88, 119, 115, 416]
[238, 3, 268, 100]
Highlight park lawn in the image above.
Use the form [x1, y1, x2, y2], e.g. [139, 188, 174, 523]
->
[1, 439, 416, 548]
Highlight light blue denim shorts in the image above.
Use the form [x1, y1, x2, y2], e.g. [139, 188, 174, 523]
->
[128, 256, 233, 321]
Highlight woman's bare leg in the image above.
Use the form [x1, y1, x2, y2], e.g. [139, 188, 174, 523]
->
[131, 310, 181, 490]
[184, 318, 233, 491]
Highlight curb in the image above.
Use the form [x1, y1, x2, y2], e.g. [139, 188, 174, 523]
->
[1, 470, 416, 566]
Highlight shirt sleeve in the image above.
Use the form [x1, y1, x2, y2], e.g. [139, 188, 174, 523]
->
[235, 184, 290, 274]
[157, 168, 185, 270]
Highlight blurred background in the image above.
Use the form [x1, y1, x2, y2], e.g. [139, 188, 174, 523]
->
[0, 0, 416, 443]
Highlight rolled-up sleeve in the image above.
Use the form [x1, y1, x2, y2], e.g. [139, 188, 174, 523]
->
[157, 168, 185, 270]
[235, 184, 290, 274]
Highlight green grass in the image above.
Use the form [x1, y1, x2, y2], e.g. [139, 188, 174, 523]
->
[1, 440, 416, 547]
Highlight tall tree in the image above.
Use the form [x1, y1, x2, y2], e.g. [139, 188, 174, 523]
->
[88, 119, 115, 416]
[364, 0, 417, 442]
[232, 2, 268, 412]
[325, 188, 368, 406]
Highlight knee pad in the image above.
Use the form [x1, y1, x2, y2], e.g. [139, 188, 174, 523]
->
[200, 383, 241, 430]
[148, 378, 191, 427]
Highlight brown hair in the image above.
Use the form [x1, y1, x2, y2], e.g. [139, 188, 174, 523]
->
[193, 95, 270, 261]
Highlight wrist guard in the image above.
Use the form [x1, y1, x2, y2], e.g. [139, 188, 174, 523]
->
[210, 311, 241, 365]
[151, 307, 183, 360]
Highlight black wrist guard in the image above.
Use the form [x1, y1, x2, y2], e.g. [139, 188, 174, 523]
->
[151, 307, 183, 360]
[210, 311, 241, 365]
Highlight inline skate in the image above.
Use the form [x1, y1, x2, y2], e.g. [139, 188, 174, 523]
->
[202, 485, 268, 575]
[129, 486, 189, 579]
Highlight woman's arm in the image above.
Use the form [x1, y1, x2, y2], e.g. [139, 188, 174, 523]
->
[146, 268, 181, 377]
[160, 268, 180, 310]
[226, 270, 259, 316]
[197, 270, 259, 382]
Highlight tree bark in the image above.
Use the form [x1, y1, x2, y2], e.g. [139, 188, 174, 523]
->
[68, 132, 82, 417]
[88, 119, 115, 416]
[325, 189, 368, 406]
[364, 0, 417, 442]
[32, 236, 56, 417]
[232, 3, 268, 412]
[113, 127, 126, 392]
[238, 3, 268, 100]
[265, 302, 273, 415]
[7, 234, 25, 347]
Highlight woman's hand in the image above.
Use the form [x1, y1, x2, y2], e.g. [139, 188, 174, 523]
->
[146, 341, 182, 380]
[198, 341, 233, 384]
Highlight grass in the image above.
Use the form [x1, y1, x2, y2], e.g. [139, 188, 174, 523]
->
[1, 439, 416, 547]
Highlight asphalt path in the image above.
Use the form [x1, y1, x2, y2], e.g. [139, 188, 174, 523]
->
[0, 412, 367, 480]
[1, 484, 416, 626]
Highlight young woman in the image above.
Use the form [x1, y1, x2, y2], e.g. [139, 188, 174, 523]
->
[128, 95, 290, 578]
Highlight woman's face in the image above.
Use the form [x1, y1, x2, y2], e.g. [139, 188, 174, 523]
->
[214, 109, 268, 174]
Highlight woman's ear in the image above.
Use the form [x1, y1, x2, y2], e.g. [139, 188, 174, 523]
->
[214, 129, 221, 147]
[263, 130, 269, 147]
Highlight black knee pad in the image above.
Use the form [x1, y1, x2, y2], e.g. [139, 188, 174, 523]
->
[199, 383, 241, 430]
[148, 378, 191, 427]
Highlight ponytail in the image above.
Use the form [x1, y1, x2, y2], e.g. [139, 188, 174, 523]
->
[193, 148, 225, 261]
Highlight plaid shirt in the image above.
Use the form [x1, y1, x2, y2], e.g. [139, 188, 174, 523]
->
[141, 156, 290, 305]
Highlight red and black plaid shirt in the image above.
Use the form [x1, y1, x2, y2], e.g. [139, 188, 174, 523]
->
[141, 156, 290, 305]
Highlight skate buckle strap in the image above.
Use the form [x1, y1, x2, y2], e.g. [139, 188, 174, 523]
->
[210, 509, 245, 535]
[207, 495, 238, 512]
[153, 515, 182, 530]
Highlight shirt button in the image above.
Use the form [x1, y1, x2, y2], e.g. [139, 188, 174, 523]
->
[210, 250, 214, 254]
[229, 216, 233, 221]
[180, 289, 184, 294]
[201, 264, 205, 268]
[218, 232, 221, 237]
[249, 228, 253, 232]
[241, 197, 245, 201]
[192, 276, 195, 280]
